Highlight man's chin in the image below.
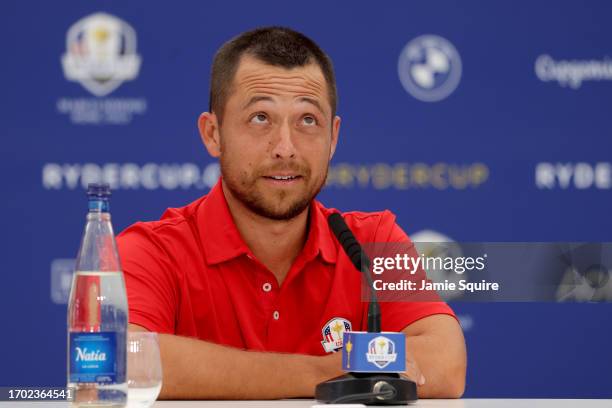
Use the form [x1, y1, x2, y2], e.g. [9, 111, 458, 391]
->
[223, 176, 322, 220]
[250, 199, 310, 221]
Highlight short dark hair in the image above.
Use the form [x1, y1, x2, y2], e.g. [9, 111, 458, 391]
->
[209, 26, 337, 122]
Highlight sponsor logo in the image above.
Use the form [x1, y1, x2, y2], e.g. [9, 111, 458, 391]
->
[457, 314, 474, 332]
[321, 317, 352, 353]
[58, 13, 146, 125]
[410, 230, 465, 301]
[556, 265, 612, 302]
[366, 336, 398, 369]
[51, 258, 75, 304]
[535, 54, 612, 89]
[535, 162, 612, 190]
[42, 162, 220, 191]
[556, 244, 612, 302]
[61, 12, 141, 96]
[325, 162, 488, 190]
[398, 35, 462, 102]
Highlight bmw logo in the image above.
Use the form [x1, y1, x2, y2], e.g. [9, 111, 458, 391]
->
[398, 35, 462, 102]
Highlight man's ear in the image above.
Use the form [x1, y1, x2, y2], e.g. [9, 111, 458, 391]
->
[198, 112, 221, 158]
[329, 115, 341, 160]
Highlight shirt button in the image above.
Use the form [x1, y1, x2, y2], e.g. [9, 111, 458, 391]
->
[273, 311, 280, 320]
[262, 282, 272, 292]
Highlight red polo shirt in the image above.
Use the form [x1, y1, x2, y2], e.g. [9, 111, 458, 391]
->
[117, 179, 455, 355]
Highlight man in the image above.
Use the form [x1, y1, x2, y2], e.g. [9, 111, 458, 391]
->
[118, 26, 466, 399]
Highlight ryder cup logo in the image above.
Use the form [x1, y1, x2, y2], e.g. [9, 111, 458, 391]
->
[61, 12, 141, 96]
[366, 336, 398, 369]
[398, 35, 462, 102]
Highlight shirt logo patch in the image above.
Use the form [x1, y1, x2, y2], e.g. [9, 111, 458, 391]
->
[321, 317, 352, 353]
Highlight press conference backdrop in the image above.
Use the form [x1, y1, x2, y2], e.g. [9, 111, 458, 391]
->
[1, 0, 611, 398]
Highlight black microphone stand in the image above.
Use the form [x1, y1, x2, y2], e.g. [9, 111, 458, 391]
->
[314, 214, 417, 405]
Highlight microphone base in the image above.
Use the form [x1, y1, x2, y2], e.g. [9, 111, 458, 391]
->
[315, 372, 417, 405]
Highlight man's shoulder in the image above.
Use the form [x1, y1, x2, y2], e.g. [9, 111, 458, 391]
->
[117, 194, 208, 247]
[341, 209, 397, 234]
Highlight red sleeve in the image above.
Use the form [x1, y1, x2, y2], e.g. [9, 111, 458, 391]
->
[373, 211, 457, 332]
[117, 224, 178, 334]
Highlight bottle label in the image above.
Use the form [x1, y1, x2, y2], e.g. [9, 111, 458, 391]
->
[69, 332, 117, 383]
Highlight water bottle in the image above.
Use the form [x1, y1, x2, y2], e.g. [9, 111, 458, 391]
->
[67, 184, 128, 406]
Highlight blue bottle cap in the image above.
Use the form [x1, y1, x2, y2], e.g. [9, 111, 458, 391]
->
[87, 183, 111, 199]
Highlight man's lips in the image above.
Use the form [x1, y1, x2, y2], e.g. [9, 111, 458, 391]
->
[261, 174, 304, 184]
[263, 175, 302, 180]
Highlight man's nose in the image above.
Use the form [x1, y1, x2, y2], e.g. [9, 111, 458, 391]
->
[270, 120, 296, 159]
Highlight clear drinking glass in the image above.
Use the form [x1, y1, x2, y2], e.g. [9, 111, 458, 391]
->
[127, 332, 162, 408]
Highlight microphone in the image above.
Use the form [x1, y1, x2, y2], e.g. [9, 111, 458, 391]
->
[327, 213, 381, 333]
[314, 213, 417, 405]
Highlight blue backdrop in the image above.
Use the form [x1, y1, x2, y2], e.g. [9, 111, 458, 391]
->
[1, 0, 611, 398]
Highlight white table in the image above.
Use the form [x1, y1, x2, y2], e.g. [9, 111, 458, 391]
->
[149, 401, 612, 408]
[3, 400, 610, 407]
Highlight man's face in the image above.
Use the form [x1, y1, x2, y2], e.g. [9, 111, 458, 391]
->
[208, 55, 340, 220]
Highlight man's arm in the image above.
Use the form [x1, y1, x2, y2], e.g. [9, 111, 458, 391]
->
[129, 324, 343, 399]
[402, 314, 467, 398]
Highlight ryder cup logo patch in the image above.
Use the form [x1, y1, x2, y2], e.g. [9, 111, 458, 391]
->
[366, 336, 398, 369]
[61, 12, 141, 97]
[398, 35, 462, 102]
[321, 317, 352, 353]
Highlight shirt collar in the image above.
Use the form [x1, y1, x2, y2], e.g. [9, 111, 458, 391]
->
[304, 199, 338, 265]
[198, 178, 338, 266]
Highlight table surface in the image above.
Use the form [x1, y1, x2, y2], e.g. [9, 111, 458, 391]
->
[148, 400, 611, 408]
[4, 399, 610, 407]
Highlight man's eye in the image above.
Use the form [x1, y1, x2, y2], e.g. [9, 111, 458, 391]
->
[250, 113, 268, 124]
[302, 115, 317, 126]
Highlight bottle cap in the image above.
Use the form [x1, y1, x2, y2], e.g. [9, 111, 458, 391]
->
[87, 183, 111, 199]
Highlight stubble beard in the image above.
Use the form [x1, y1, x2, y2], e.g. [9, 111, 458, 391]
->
[220, 156, 327, 221]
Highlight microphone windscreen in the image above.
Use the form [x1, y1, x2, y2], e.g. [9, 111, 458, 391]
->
[327, 213, 347, 237]
[328, 213, 366, 271]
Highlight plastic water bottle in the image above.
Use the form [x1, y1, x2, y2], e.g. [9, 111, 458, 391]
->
[67, 184, 128, 406]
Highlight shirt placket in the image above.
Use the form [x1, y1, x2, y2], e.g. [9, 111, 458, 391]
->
[246, 254, 281, 344]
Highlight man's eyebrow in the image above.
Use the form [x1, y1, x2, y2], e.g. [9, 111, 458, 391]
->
[242, 95, 274, 110]
[297, 97, 325, 115]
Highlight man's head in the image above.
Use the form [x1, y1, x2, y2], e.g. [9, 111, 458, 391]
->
[199, 27, 341, 221]
[208, 26, 337, 123]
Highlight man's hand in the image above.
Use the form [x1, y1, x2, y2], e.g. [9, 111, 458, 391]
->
[401, 314, 466, 398]
[404, 351, 426, 386]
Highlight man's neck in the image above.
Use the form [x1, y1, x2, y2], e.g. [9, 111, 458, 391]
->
[221, 181, 309, 285]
